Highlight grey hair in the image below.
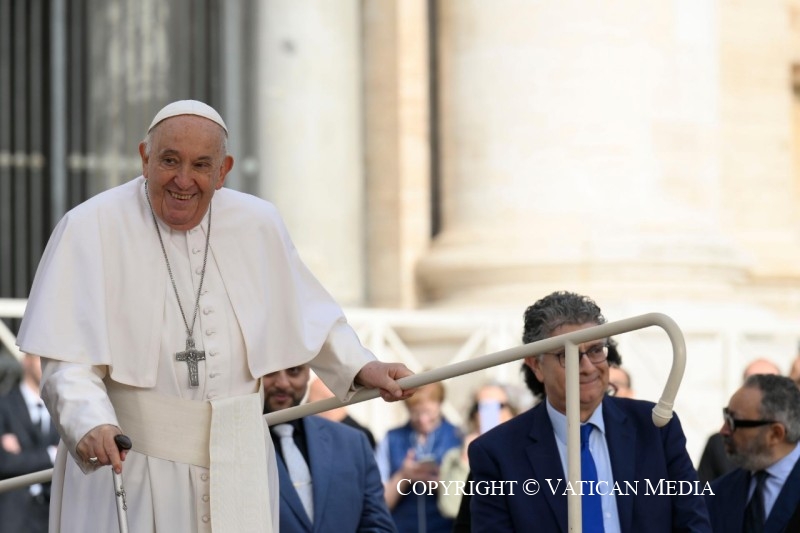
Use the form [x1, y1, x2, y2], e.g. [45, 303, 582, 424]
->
[744, 374, 800, 443]
[520, 291, 608, 398]
[142, 122, 228, 158]
[521, 291, 606, 345]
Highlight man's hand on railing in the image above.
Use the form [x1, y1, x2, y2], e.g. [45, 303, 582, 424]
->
[355, 361, 416, 402]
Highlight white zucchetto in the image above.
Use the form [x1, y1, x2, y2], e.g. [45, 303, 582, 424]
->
[148, 99, 228, 133]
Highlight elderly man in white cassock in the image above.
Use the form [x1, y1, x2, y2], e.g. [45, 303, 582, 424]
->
[16, 100, 415, 533]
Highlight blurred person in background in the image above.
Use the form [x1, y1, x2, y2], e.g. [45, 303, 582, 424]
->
[376, 381, 462, 533]
[438, 382, 518, 520]
[0, 355, 59, 533]
[609, 366, 635, 399]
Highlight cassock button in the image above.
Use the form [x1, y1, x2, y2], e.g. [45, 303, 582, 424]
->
[202, 494, 210, 503]
[209, 373, 218, 379]
[205, 329, 215, 336]
[203, 308, 213, 315]
[192, 247, 201, 254]
[195, 267, 203, 275]
[209, 351, 218, 357]
[201, 473, 209, 482]
[202, 515, 210, 523]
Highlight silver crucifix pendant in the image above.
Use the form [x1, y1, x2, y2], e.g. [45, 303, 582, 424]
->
[175, 336, 206, 387]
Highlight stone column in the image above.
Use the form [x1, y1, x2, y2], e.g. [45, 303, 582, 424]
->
[717, 0, 800, 311]
[363, 0, 432, 308]
[255, 0, 364, 304]
[417, 0, 746, 307]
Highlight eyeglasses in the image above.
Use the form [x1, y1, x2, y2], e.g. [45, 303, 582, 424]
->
[722, 407, 776, 432]
[541, 343, 608, 368]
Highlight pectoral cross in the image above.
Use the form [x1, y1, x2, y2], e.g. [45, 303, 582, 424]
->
[175, 337, 205, 387]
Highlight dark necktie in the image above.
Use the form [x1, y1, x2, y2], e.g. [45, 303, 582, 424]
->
[36, 403, 48, 436]
[580, 424, 605, 533]
[744, 470, 768, 533]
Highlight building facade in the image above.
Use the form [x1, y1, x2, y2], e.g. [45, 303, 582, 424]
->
[2, 0, 800, 460]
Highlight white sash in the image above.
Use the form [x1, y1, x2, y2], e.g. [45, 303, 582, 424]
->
[107, 383, 273, 532]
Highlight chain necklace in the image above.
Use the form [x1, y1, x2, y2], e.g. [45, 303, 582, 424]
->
[144, 181, 210, 387]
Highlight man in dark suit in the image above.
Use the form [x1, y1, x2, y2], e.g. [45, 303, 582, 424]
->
[263, 364, 396, 533]
[706, 374, 800, 532]
[697, 358, 781, 485]
[468, 291, 711, 532]
[0, 354, 59, 533]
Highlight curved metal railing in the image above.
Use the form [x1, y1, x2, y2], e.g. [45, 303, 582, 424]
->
[0, 312, 687, 532]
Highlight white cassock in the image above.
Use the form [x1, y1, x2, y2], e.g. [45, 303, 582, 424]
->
[16, 177, 375, 533]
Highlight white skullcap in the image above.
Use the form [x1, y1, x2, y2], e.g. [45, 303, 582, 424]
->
[148, 99, 228, 133]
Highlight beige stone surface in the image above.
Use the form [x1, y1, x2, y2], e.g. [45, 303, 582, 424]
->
[255, 0, 365, 305]
[363, 0, 432, 309]
[251, 0, 800, 465]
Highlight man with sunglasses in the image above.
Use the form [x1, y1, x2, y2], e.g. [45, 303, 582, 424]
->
[706, 374, 800, 532]
[697, 357, 781, 485]
[468, 291, 711, 532]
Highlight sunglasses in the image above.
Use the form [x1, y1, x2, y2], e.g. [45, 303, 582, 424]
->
[722, 407, 776, 432]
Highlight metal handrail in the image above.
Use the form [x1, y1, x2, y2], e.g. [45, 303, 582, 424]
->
[266, 312, 684, 425]
[0, 312, 686, 533]
[0, 468, 53, 492]
[0, 298, 26, 360]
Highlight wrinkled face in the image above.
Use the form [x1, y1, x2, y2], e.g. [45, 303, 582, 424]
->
[263, 366, 311, 413]
[525, 322, 609, 417]
[720, 387, 774, 471]
[139, 115, 233, 231]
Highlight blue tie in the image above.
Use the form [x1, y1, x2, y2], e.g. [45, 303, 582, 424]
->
[580, 424, 605, 533]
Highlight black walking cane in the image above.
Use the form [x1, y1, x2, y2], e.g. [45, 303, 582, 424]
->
[113, 435, 133, 533]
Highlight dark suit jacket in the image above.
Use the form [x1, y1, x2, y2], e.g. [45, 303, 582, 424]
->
[706, 454, 800, 533]
[468, 397, 711, 532]
[0, 386, 60, 533]
[276, 415, 396, 533]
